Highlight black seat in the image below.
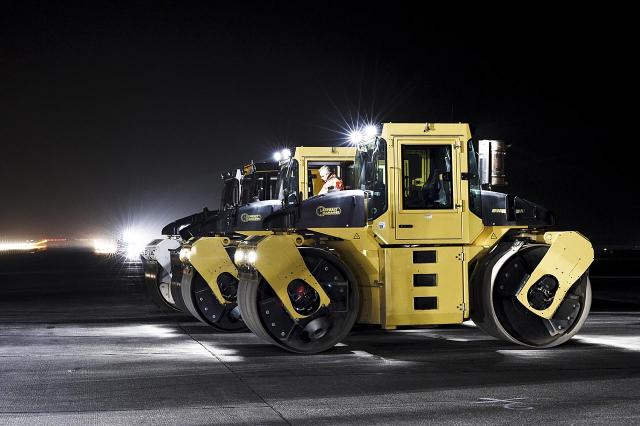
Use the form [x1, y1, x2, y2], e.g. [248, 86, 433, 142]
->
[422, 168, 451, 208]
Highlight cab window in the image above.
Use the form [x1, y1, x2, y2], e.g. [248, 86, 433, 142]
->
[401, 145, 453, 209]
[307, 161, 355, 197]
[240, 175, 256, 204]
[220, 178, 239, 209]
[355, 139, 387, 220]
[257, 172, 279, 201]
[240, 172, 278, 204]
[276, 159, 299, 204]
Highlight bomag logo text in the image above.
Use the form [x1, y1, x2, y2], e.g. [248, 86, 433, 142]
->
[491, 208, 526, 214]
[240, 213, 262, 222]
[316, 206, 342, 217]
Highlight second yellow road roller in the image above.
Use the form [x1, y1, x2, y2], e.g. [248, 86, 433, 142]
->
[175, 146, 356, 331]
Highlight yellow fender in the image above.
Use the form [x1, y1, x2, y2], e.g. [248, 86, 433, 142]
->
[516, 231, 594, 319]
[250, 234, 331, 320]
[188, 237, 237, 305]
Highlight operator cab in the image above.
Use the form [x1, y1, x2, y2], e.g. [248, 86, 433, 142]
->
[353, 125, 471, 241]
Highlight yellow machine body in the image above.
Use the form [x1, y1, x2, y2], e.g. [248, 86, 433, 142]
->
[249, 234, 331, 319]
[187, 236, 236, 305]
[244, 123, 594, 328]
[516, 231, 593, 318]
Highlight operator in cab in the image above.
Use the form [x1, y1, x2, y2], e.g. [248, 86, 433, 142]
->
[318, 165, 344, 195]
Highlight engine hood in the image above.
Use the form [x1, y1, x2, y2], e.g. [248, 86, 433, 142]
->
[264, 190, 367, 230]
[162, 208, 219, 236]
[480, 190, 554, 228]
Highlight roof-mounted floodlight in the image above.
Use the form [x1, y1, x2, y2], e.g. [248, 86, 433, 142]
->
[274, 148, 291, 162]
[349, 130, 364, 145]
[363, 124, 378, 140]
[348, 124, 379, 145]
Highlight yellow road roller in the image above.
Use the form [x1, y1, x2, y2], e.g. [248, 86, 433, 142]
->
[234, 122, 593, 353]
[176, 146, 356, 331]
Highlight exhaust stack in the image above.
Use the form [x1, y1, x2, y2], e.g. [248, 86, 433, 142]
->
[478, 139, 508, 187]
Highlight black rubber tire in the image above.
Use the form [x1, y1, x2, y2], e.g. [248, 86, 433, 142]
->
[238, 247, 359, 354]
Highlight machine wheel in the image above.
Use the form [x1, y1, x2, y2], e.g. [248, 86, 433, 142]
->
[472, 243, 591, 347]
[238, 247, 359, 354]
[169, 250, 189, 313]
[142, 257, 181, 312]
[180, 246, 247, 332]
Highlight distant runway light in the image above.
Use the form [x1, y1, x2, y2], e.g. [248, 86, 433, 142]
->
[0, 240, 44, 252]
[93, 239, 117, 255]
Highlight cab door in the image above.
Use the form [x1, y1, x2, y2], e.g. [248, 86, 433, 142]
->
[394, 138, 463, 241]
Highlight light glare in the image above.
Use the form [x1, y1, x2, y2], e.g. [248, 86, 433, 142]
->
[281, 148, 291, 159]
[273, 151, 282, 162]
[0, 241, 34, 251]
[179, 247, 192, 262]
[364, 124, 378, 139]
[234, 249, 245, 264]
[94, 239, 117, 255]
[0, 240, 47, 252]
[121, 228, 155, 261]
[349, 130, 363, 144]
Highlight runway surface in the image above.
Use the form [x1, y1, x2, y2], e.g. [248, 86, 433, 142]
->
[1, 251, 639, 425]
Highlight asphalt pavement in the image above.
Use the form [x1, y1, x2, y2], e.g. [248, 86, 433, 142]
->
[0, 251, 639, 425]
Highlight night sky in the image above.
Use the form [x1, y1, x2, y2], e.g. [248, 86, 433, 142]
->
[0, 2, 636, 245]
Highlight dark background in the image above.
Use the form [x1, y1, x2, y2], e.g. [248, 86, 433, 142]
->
[0, 2, 636, 244]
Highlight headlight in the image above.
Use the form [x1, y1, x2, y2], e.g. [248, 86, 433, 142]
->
[234, 248, 245, 264]
[246, 249, 257, 264]
[179, 247, 193, 262]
